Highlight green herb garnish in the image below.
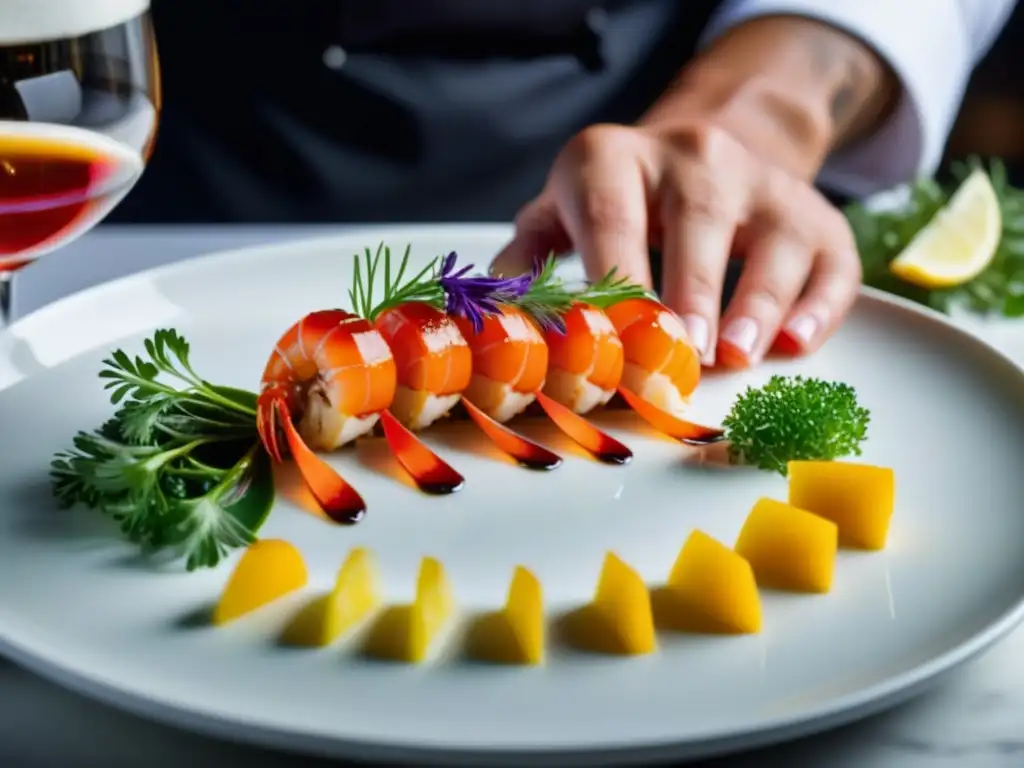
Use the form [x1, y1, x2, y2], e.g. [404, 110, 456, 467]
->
[513, 255, 577, 332]
[848, 157, 1024, 316]
[721, 375, 870, 476]
[573, 266, 653, 309]
[49, 330, 274, 571]
[348, 241, 444, 321]
[515, 256, 653, 332]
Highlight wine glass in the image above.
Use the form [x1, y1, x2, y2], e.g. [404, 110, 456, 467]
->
[0, 1, 160, 326]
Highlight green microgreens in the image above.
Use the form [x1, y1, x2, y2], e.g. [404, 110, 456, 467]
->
[721, 375, 871, 476]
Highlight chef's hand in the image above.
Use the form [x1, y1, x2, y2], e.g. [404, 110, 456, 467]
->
[491, 16, 898, 369]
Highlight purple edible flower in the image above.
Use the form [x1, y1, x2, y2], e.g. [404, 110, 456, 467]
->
[438, 251, 532, 334]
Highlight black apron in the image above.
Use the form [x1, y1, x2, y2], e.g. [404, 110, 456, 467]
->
[109, 0, 722, 224]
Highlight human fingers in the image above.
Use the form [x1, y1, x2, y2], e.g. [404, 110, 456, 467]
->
[546, 124, 656, 288]
[658, 129, 750, 364]
[716, 230, 815, 368]
[489, 194, 573, 277]
[773, 214, 862, 355]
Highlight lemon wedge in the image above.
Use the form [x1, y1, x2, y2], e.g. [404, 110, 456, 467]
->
[888, 168, 1002, 289]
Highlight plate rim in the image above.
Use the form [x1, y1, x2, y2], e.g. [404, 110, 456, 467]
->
[3, 224, 1023, 764]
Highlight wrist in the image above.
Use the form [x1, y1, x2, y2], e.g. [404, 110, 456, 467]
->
[639, 16, 899, 179]
[641, 68, 835, 180]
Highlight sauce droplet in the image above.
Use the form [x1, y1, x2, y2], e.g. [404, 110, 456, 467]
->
[617, 386, 725, 445]
[462, 398, 563, 470]
[379, 410, 466, 494]
[534, 391, 632, 465]
[274, 399, 366, 524]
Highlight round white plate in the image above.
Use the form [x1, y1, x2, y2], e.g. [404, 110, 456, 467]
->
[1, 225, 1023, 766]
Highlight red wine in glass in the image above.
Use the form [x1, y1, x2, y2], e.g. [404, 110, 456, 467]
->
[0, 1, 161, 325]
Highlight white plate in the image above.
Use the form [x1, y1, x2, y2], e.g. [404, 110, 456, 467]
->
[1, 225, 1023, 766]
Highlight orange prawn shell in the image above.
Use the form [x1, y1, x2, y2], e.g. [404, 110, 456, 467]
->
[374, 302, 473, 429]
[453, 305, 549, 422]
[260, 309, 397, 449]
[375, 302, 471, 394]
[542, 301, 624, 413]
[604, 297, 700, 413]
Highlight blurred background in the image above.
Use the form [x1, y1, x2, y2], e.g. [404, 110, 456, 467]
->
[944, 1, 1024, 185]
[93, 1, 1024, 224]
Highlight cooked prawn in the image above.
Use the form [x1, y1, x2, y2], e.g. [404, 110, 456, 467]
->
[541, 301, 624, 414]
[257, 309, 390, 522]
[260, 310, 397, 452]
[258, 309, 464, 520]
[591, 297, 722, 444]
[374, 301, 471, 431]
[451, 305, 549, 424]
[452, 303, 632, 465]
[604, 297, 701, 417]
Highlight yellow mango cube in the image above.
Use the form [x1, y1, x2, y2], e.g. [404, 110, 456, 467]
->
[735, 498, 838, 593]
[282, 547, 381, 647]
[788, 460, 896, 550]
[578, 552, 656, 655]
[213, 539, 308, 626]
[364, 556, 455, 663]
[468, 566, 545, 665]
[659, 530, 761, 634]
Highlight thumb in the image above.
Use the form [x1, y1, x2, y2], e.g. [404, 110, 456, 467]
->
[489, 194, 573, 277]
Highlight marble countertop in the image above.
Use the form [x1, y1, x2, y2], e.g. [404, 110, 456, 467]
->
[3, 226, 1023, 768]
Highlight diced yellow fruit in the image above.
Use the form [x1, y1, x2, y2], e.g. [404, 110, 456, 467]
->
[469, 566, 546, 665]
[364, 556, 455, 663]
[591, 552, 656, 655]
[281, 547, 381, 647]
[213, 539, 308, 625]
[734, 498, 838, 594]
[506, 566, 545, 663]
[889, 168, 1001, 289]
[660, 530, 761, 634]
[788, 460, 896, 550]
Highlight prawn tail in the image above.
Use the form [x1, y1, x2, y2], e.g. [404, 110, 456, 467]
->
[256, 388, 287, 463]
[534, 390, 633, 466]
[616, 386, 724, 445]
[259, 388, 368, 524]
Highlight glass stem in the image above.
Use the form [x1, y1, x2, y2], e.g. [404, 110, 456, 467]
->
[0, 272, 13, 330]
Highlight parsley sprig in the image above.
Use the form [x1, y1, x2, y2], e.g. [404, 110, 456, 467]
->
[50, 330, 274, 571]
[722, 375, 870, 476]
[848, 157, 1024, 316]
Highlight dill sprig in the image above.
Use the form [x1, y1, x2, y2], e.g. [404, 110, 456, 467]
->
[49, 330, 274, 571]
[848, 156, 1024, 316]
[573, 266, 653, 309]
[721, 375, 870, 476]
[513, 255, 577, 333]
[348, 242, 444, 321]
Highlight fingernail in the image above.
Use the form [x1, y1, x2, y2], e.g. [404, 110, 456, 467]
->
[783, 313, 818, 346]
[681, 314, 709, 357]
[720, 317, 759, 356]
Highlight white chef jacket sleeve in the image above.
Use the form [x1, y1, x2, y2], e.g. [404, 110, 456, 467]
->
[699, 0, 1018, 197]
